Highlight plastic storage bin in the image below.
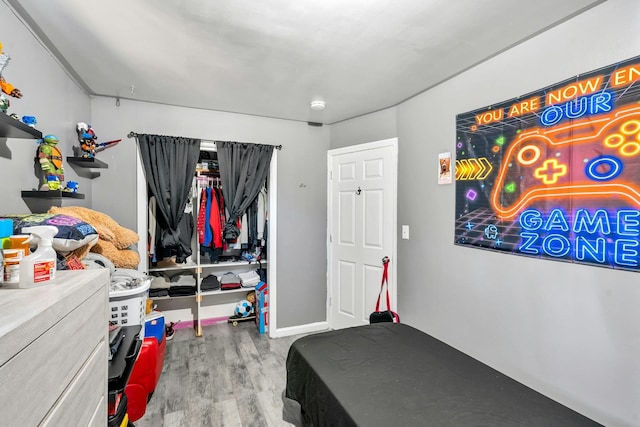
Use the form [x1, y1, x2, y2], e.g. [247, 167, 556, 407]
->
[144, 311, 165, 344]
[125, 335, 166, 421]
[109, 279, 150, 334]
[108, 325, 142, 427]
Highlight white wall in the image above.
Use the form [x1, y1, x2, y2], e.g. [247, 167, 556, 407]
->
[0, 2, 92, 214]
[91, 97, 330, 329]
[393, 0, 640, 425]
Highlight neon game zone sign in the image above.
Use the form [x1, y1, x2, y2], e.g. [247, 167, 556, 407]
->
[455, 55, 640, 271]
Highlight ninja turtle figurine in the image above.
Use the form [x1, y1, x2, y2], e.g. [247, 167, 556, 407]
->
[37, 135, 65, 189]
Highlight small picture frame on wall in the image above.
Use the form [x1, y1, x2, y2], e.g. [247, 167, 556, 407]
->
[438, 152, 452, 185]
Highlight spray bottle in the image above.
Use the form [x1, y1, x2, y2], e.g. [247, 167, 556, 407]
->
[19, 225, 58, 288]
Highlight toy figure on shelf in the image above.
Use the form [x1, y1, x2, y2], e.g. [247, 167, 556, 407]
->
[64, 181, 79, 193]
[75, 122, 121, 158]
[0, 42, 23, 99]
[47, 175, 61, 190]
[0, 94, 8, 113]
[36, 135, 65, 190]
[22, 115, 37, 128]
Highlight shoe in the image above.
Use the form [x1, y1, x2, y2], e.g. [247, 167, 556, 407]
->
[165, 321, 178, 341]
[241, 251, 256, 262]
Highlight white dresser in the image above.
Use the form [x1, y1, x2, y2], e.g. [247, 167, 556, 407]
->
[0, 269, 109, 426]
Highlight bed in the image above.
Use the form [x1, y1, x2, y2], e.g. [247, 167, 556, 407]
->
[284, 323, 600, 426]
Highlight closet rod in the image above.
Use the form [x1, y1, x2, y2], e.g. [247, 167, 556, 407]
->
[127, 132, 282, 150]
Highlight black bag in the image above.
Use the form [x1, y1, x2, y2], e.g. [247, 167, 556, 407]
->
[370, 310, 400, 323]
[369, 257, 400, 324]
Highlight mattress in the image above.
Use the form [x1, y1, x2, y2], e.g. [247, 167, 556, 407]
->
[285, 323, 600, 427]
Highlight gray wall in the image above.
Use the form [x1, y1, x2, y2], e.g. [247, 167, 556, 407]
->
[0, 1, 92, 214]
[90, 97, 329, 328]
[393, 1, 639, 425]
[4, 0, 640, 423]
[329, 107, 396, 149]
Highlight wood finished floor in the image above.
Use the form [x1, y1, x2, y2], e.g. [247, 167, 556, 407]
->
[134, 321, 306, 427]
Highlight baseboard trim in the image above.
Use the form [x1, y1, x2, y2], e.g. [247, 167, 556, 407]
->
[271, 321, 329, 338]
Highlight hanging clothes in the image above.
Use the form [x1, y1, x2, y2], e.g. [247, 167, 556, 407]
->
[248, 196, 258, 248]
[197, 189, 207, 244]
[203, 188, 213, 247]
[209, 188, 223, 249]
[257, 187, 267, 246]
[240, 213, 249, 248]
[215, 187, 226, 245]
[148, 195, 158, 261]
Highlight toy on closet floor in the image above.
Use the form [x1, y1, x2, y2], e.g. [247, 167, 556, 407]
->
[0, 42, 23, 99]
[36, 135, 65, 190]
[228, 291, 256, 326]
[75, 122, 121, 158]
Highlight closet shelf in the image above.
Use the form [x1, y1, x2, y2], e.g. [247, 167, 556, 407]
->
[151, 286, 253, 301]
[200, 259, 267, 269]
[0, 113, 43, 139]
[195, 168, 219, 175]
[149, 262, 198, 273]
[149, 259, 267, 273]
[201, 287, 254, 297]
[150, 294, 196, 301]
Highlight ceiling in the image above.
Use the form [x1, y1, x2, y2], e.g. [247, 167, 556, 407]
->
[7, 0, 604, 124]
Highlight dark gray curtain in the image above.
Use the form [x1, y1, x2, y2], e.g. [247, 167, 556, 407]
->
[137, 134, 200, 252]
[217, 141, 274, 240]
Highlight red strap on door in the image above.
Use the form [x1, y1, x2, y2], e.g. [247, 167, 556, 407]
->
[375, 257, 391, 311]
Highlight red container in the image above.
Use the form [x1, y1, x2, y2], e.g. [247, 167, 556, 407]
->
[125, 334, 166, 421]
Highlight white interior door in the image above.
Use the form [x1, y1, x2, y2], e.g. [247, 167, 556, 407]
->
[328, 138, 397, 330]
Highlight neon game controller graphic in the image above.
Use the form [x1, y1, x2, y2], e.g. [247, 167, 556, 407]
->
[491, 105, 640, 219]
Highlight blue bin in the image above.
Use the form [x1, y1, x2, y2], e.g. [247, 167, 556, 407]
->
[144, 311, 165, 344]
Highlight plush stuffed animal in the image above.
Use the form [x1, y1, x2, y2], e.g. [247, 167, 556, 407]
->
[48, 206, 140, 269]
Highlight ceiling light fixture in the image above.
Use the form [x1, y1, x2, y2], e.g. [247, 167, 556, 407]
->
[310, 100, 326, 111]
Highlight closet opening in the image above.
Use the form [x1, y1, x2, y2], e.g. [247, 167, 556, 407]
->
[134, 136, 279, 338]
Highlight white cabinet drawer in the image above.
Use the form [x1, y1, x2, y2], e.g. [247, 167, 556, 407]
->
[41, 340, 107, 427]
[0, 286, 106, 426]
